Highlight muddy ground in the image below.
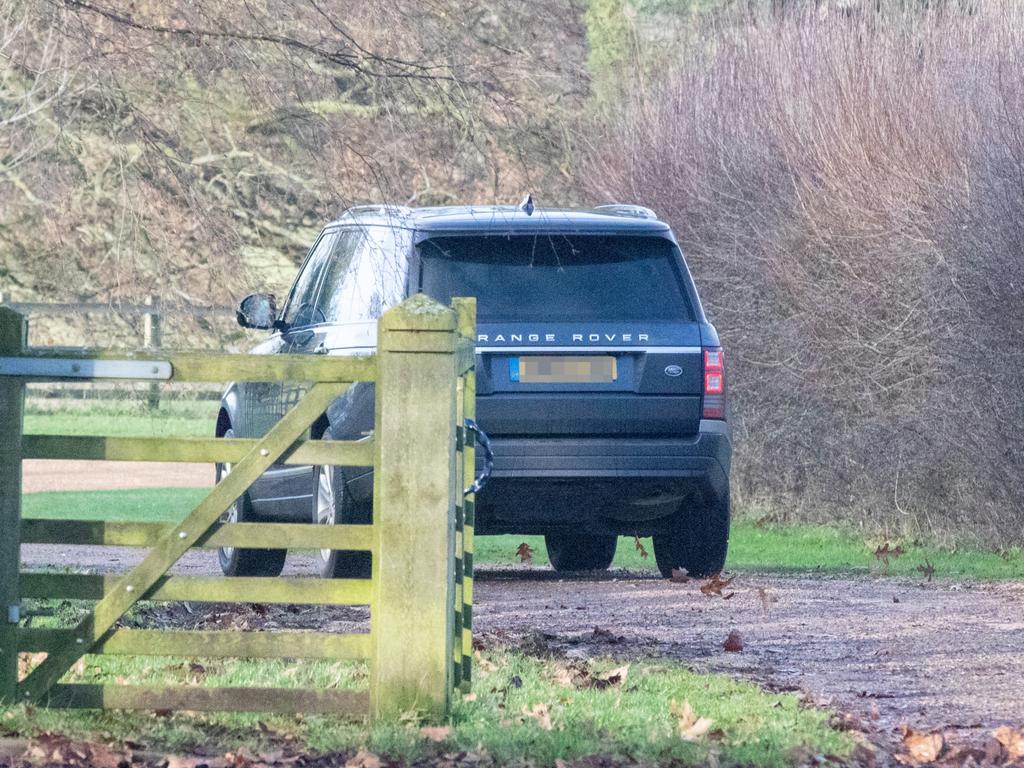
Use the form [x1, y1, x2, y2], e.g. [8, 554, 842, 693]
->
[19, 461, 1024, 755]
[20, 540, 1024, 753]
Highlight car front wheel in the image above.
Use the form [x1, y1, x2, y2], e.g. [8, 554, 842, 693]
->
[216, 427, 287, 577]
[313, 463, 372, 579]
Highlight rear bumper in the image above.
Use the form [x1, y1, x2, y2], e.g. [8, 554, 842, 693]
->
[473, 420, 731, 536]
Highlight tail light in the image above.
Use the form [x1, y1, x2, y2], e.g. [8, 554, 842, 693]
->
[702, 347, 726, 419]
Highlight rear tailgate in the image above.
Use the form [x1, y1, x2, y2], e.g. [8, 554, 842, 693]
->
[475, 322, 703, 436]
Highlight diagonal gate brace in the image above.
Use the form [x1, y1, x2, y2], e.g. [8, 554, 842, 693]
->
[18, 382, 349, 703]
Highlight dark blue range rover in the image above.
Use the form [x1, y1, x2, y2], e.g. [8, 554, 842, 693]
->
[219, 203, 732, 579]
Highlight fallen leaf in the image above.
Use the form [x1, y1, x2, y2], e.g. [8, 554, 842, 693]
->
[670, 567, 690, 583]
[516, 542, 534, 563]
[420, 726, 452, 742]
[700, 573, 735, 599]
[474, 651, 498, 673]
[522, 702, 553, 731]
[916, 559, 936, 582]
[671, 699, 713, 741]
[345, 749, 382, 768]
[634, 536, 649, 559]
[895, 724, 944, 765]
[552, 660, 590, 688]
[874, 542, 906, 568]
[994, 725, 1024, 760]
[723, 630, 744, 652]
[592, 665, 629, 689]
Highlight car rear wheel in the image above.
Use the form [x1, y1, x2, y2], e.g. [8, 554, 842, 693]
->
[313, 463, 372, 579]
[652, 490, 730, 579]
[216, 428, 287, 577]
[544, 533, 617, 572]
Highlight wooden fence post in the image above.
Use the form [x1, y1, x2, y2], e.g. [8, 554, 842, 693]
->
[143, 294, 161, 410]
[370, 295, 459, 719]
[0, 307, 27, 702]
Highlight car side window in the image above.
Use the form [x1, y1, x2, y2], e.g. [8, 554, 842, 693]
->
[318, 226, 409, 322]
[314, 229, 364, 323]
[282, 230, 337, 327]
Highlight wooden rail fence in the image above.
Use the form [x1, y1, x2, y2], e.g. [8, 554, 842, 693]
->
[0, 293, 236, 408]
[0, 294, 477, 719]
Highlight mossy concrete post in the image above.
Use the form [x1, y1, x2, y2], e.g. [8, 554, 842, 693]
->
[370, 295, 459, 719]
[0, 307, 27, 702]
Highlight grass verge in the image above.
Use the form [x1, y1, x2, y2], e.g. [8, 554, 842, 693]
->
[24, 409, 215, 438]
[22, 487, 1023, 580]
[3, 649, 852, 766]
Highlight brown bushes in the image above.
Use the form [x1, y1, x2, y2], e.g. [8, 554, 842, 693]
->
[581, 2, 1024, 545]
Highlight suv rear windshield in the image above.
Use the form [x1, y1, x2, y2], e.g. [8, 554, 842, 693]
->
[418, 235, 693, 322]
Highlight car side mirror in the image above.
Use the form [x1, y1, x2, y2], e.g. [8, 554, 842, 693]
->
[236, 293, 279, 330]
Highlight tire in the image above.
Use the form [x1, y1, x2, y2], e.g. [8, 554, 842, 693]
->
[216, 428, 287, 577]
[544, 533, 617, 572]
[653, 490, 731, 579]
[313, 463, 372, 579]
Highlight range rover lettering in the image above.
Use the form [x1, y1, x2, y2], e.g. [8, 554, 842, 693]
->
[219, 203, 732, 579]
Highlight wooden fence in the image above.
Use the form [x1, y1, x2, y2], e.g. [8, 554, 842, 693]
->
[0, 294, 478, 719]
[0, 294, 236, 408]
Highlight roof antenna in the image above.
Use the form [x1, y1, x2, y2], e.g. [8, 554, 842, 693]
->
[519, 194, 535, 216]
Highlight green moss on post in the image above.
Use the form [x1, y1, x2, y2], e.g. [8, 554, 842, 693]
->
[370, 295, 460, 719]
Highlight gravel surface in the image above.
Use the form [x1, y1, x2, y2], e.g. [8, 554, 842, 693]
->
[19, 539, 1024, 747]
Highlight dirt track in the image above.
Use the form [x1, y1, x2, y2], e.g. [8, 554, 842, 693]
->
[19, 461, 1024, 748]
[23, 460, 213, 493]
[19, 536, 1024, 748]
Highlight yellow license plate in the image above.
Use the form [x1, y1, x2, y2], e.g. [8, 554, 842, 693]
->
[512, 356, 617, 383]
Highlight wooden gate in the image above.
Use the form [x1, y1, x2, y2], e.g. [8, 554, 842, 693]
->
[0, 294, 477, 719]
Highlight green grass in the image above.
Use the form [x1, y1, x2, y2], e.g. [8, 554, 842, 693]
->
[479, 525, 1024, 581]
[2, 650, 852, 765]
[24, 403, 216, 438]
[24, 488, 208, 522]
[22, 486, 1024, 580]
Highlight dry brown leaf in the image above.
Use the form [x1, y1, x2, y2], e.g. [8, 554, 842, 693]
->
[671, 699, 714, 741]
[700, 573, 735, 599]
[670, 567, 690, 583]
[552, 660, 590, 688]
[474, 651, 498, 673]
[420, 726, 452, 742]
[345, 749, 383, 768]
[994, 725, 1024, 760]
[634, 536, 649, 559]
[522, 702, 553, 731]
[723, 630, 744, 653]
[516, 542, 534, 563]
[916, 559, 936, 582]
[874, 542, 906, 567]
[895, 725, 944, 765]
[593, 665, 629, 689]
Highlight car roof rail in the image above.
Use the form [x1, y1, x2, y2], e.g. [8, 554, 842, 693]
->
[593, 203, 659, 220]
[340, 204, 413, 220]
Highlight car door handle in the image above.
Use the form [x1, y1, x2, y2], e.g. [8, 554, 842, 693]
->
[313, 341, 328, 355]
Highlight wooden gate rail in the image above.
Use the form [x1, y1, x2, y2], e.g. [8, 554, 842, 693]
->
[0, 295, 476, 719]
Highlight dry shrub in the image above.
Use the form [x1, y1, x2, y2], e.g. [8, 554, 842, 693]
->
[581, 2, 1024, 545]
